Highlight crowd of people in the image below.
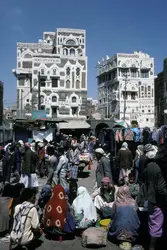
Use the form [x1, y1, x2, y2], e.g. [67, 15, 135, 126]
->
[0, 132, 167, 250]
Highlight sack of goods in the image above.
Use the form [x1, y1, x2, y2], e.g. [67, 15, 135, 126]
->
[81, 227, 107, 248]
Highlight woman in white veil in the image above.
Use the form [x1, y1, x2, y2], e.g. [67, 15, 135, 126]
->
[72, 186, 97, 228]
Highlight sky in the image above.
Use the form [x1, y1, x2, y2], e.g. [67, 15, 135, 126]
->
[0, 0, 167, 107]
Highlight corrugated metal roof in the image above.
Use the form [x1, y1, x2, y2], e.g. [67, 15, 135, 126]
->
[59, 120, 90, 129]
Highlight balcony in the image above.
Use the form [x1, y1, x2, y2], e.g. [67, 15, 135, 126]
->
[15, 68, 32, 75]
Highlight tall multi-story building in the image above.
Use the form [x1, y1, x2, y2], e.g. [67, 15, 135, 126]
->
[13, 28, 87, 119]
[155, 58, 167, 126]
[97, 51, 155, 127]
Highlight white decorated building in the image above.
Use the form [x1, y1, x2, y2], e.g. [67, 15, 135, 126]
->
[97, 51, 155, 127]
[13, 28, 87, 120]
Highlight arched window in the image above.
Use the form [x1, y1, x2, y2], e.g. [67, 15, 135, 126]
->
[148, 86, 151, 91]
[78, 49, 82, 56]
[66, 67, 71, 76]
[52, 96, 57, 102]
[41, 68, 45, 75]
[53, 69, 56, 75]
[72, 96, 77, 103]
[122, 63, 127, 68]
[40, 95, 44, 104]
[24, 54, 32, 58]
[66, 80, 70, 89]
[76, 80, 80, 89]
[76, 67, 80, 77]
[141, 86, 144, 91]
[63, 48, 68, 55]
[66, 39, 76, 45]
[70, 49, 75, 56]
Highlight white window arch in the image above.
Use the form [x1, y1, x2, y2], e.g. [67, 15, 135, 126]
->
[66, 39, 76, 46]
[40, 95, 44, 104]
[63, 48, 68, 55]
[78, 48, 82, 56]
[66, 80, 70, 88]
[148, 85, 151, 91]
[52, 96, 57, 102]
[76, 67, 80, 77]
[24, 54, 32, 58]
[66, 67, 71, 76]
[22, 49, 33, 58]
[53, 69, 56, 75]
[141, 86, 144, 91]
[40, 68, 45, 75]
[76, 80, 80, 89]
[72, 96, 77, 103]
[70, 48, 75, 56]
[70, 93, 78, 103]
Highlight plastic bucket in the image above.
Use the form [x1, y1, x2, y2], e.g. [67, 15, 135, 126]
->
[100, 219, 111, 230]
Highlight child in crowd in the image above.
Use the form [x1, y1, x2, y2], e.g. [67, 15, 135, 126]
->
[128, 172, 139, 199]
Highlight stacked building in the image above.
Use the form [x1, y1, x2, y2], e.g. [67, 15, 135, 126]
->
[97, 51, 155, 127]
[13, 28, 87, 120]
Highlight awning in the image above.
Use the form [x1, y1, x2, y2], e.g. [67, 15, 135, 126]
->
[59, 120, 90, 130]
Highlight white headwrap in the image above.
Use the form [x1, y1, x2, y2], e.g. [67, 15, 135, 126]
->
[121, 142, 128, 150]
[95, 148, 104, 155]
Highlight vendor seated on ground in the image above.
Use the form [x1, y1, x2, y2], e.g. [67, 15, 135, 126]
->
[0, 184, 12, 240]
[10, 188, 41, 247]
[108, 185, 140, 250]
[72, 186, 97, 229]
[37, 183, 52, 220]
[0, 183, 25, 243]
[91, 177, 116, 218]
[38, 183, 52, 210]
[43, 184, 75, 236]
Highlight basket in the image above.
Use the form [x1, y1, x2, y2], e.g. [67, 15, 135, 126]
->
[100, 219, 111, 230]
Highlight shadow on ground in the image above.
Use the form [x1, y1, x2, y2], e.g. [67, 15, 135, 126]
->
[78, 171, 90, 178]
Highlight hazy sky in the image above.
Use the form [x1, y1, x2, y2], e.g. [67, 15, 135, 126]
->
[0, 0, 167, 106]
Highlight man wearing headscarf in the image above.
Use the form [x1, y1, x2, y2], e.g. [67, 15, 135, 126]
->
[134, 145, 144, 183]
[95, 148, 112, 188]
[69, 143, 80, 179]
[116, 142, 133, 184]
[92, 177, 115, 217]
[138, 144, 158, 185]
[52, 147, 68, 189]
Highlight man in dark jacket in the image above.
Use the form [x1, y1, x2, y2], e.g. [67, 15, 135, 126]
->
[116, 142, 133, 184]
[22, 143, 38, 176]
[95, 148, 112, 188]
[20, 143, 38, 188]
[138, 144, 157, 185]
[3, 144, 15, 184]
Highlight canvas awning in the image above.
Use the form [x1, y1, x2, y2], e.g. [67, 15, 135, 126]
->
[59, 120, 90, 130]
